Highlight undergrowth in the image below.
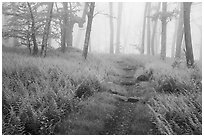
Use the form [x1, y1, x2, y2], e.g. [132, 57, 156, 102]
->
[137, 60, 202, 135]
[2, 50, 118, 135]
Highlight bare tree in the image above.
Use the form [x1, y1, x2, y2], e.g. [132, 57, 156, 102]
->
[82, 2, 95, 59]
[109, 2, 114, 54]
[141, 3, 148, 54]
[41, 2, 54, 57]
[183, 2, 194, 67]
[160, 2, 167, 60]
[115, 2, 123, 54]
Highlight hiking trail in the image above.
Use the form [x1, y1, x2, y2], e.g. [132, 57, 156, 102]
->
[100, 59, 156, 135]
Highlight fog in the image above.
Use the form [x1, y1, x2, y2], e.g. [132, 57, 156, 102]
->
[3, 2, 202, 59]
[68, 2, 201, 59]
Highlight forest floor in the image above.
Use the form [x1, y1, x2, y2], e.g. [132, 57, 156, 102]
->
[2, 46, 202, 135]
[100, 59, 156, 135]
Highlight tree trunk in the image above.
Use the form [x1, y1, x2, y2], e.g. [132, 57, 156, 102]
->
[27, 2, 38, 56]
[151, 2, 161, 56]
[175, 3, 184, 59]
[171, 18, 179, 58]
[88, 37, 91, 52]
[155, 19, 161, 54]
[183, 2, 194, 67]
[41, 2, 54, 57]
[141, 3, 148, 54]
[61, 2, 68, 52]
[146, 2, 151, 55]
[160, 2, 167, 60]
[66, 2, 73, 48]
[26, 21, 32, 54]
[109, 2, 114, 54]
[66, 23, 74, 47]
[82, 2, 95, 59]
[115, 2, 123, 54]
[27, 35, 31, 54]
[199, 28, 202, 62]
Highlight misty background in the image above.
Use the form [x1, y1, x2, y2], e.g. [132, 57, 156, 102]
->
[72, 2, 202, 59]
[2, 2, 202, 59]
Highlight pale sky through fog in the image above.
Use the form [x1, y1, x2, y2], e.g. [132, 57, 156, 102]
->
[52, 2, 202, 59]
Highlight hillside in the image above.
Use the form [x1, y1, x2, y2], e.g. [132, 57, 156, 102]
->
[2, 47, 202, 135]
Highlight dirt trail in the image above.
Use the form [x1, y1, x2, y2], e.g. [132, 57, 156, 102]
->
[100, 60, 156, 135]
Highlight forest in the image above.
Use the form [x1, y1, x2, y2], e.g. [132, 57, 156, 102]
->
[2, 2, 202, 135]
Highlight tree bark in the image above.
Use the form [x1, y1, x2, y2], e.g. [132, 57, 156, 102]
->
[41, 2, 54, 57]
[183, 2, 194, 67]
[151, 2, 161, 56]
[146, 2, 151, 55]
[27, 2, 38, 56]
[115, 2, 123, 54]
[160, 2, 167, 60]
[109, 2, 114, 54]
[82, 2, 95, 59]
[141, 3, 148, 54]
[175, 3, 184, 59]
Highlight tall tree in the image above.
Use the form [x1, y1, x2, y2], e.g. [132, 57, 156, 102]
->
[82, 2, 95, 59]
[146, 2, 151, 55]
[183, 2, 194, 67]
[56, 2, 87, 52]
[160, 2, 167, 60]
[27, 2, 38, 55]
[41, 2, 54, 57]
[175, 3, 184, 59]
[141, 3, 148, 54]
[115, 2, 123, 54]
[151, 2, 161, 56]
[109, 2, 114, 54]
